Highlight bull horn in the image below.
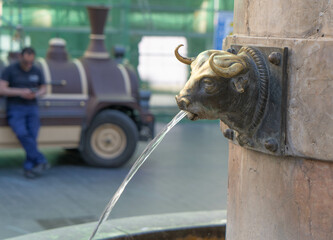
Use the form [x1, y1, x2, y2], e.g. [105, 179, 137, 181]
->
[174, 44, 194, 65]
[209, 52, 245, 78]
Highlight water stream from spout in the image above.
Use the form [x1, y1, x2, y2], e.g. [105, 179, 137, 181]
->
[89, 110, 187, 240]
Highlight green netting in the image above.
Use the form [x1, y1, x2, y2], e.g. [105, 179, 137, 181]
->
[0, 0, 234, 77]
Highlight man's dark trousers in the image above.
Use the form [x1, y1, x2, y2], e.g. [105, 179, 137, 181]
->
[7, 104, 46, 170]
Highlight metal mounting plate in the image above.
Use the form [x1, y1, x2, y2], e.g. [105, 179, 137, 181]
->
[227, 45, 288, 156]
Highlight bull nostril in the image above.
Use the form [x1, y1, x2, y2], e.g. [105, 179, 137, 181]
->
[182, 98, 190, 107]
[176, 97, 190, 110]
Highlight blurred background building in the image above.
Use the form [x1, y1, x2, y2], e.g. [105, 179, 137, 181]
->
[0, 0, 233, 92]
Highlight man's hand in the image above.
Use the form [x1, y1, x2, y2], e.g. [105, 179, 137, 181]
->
[20, 89, 36, 99]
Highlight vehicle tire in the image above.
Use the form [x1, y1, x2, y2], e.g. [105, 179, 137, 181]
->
[81, 110, 138, 167]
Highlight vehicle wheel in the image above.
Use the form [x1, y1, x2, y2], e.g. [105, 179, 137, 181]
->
[81, 110, 138, 167]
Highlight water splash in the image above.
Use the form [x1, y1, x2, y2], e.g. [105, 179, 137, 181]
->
[89, 110, 187, 240]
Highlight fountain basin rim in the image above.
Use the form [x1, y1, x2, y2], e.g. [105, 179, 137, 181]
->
[6, 210, 227, 240]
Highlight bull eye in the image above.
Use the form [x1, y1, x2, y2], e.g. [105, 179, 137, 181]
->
[201, 78, 217, 94]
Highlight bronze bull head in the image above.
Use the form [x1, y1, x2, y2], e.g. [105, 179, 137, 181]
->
[175, 44, 270, 147]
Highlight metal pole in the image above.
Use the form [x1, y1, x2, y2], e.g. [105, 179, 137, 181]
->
[18, 0, 23, 48]
[0, 0, 2, 55]
[9, 2, 13, 51]
[121, 0, 130, 60]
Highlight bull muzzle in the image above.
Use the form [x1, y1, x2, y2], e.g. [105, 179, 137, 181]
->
[175, 95, 190, 110]
[175, 95, 200, 121]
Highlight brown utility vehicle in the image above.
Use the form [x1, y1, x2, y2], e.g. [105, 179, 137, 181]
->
[0, 6, 154, 167]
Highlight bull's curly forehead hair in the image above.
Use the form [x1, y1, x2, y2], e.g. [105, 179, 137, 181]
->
[21, 47, 36, 56]
[191, 50, 220, 69]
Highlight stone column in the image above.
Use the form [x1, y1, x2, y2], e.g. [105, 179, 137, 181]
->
[223, 1, 333, 240]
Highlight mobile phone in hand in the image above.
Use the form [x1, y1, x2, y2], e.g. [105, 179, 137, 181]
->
[30, 87, 38, 93]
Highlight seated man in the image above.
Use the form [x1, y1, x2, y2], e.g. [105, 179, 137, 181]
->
[0, 47, 49, 179]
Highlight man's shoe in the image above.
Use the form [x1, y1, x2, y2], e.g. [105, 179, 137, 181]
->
[33, 163, 51, 174]
[24, 170, 37, 179]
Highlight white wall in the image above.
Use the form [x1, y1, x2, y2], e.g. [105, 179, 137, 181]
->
[138, 36, 188, 92]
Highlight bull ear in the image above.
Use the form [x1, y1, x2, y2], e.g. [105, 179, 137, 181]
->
[174, 44, 195, 65]
[209, 52, 246, 78]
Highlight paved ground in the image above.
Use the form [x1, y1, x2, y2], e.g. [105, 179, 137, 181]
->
[0, 120, 229, 240]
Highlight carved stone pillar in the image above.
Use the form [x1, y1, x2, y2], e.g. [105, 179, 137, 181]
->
[223, 1, 333, 240]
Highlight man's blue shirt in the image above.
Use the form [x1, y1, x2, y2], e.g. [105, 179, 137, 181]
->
[1, 62, 45, 106]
